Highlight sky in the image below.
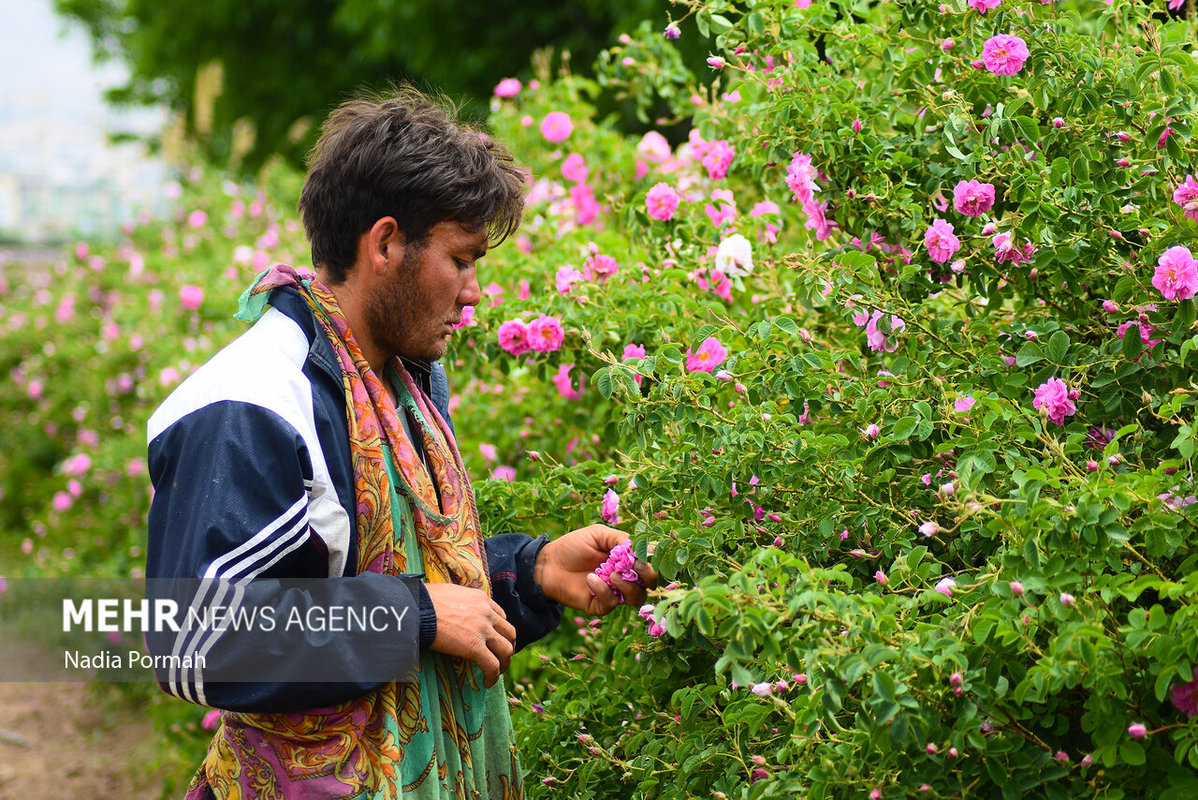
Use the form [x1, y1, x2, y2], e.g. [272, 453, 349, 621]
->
[0, 0, 166, 234]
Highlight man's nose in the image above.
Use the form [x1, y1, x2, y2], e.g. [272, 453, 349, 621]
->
[459, 270, 482, 307]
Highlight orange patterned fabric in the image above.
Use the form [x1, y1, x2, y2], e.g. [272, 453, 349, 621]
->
[188, 269, 521, 799]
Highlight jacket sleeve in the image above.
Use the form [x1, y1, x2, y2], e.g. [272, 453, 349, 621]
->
[484, 534, 564, 651]
[146, 399, 424, 713]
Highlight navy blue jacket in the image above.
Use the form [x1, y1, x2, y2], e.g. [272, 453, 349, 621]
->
[146, 286, 561, 712]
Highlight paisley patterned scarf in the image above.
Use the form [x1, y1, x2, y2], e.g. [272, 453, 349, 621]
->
[185, 266, 521, 799]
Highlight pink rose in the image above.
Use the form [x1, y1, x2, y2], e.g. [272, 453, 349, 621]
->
[982, 34, 1030, 76]
[527, 315, 565, 353]
[584, 252, 619, 282]
[953, 180, 996, 216]
[179, 285, 204, 310]
[865, 310, 905, 353]
[968, 0, 1000, 11]
[703, 140, 735, 180]
[646, 183, 681, 221]
[493, 78, 522, 98]
[1171, 668, 1198, 717]
[570, 184, 600, 225]
[924, 219, 960, 263]
[1173, 175, 1198, 221]
[552, 363, 583, 400]
[497, 319, 531, 356]
[540, 111, 574, 144]
[1152, 245, 1198, 301]
[686, 336, 728, 373]
[1032, 377, 1077, 426]
[954, 396, 976, 413]
[786, 152, 820, 204]
[601, 489, 621, 525]
[561, 153, 589, 183]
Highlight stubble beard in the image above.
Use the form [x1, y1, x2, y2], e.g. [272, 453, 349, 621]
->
[364, 248, 445, 363]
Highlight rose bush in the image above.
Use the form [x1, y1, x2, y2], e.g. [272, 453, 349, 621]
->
[2, 0, 1198, 796]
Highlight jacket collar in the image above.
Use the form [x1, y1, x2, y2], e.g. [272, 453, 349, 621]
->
[268, 286, 435, 397]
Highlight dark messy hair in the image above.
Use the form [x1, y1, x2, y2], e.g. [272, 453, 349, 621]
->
[298, 84, 525, 282]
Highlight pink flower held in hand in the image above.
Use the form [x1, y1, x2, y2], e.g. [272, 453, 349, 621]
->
[1032, 377, 1077, 426]
[953, 180, 996, 216]
[594, 539, 643, 601]
[540, 111, 574, 144]
[497, 319, 531, 355]
[925, 219, 961, 263]
[601, 488, 621, 525]
[1153, 246, 1198, 301]
[982, 34, 1030, 76]
[686, 337, 728, 373]
[646, 182, 681, 221]
[179, 285, 204, 310]
[527, 316, 565, 352]
[201, 709, 221, 730]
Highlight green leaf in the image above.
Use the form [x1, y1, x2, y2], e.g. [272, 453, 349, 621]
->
[892, 417, 918, 440]
[594, 367, 613, 399]
[1112, 274, 1138, 302]
[691, 324, 717, 352]
[1046, 331, 1070, 365]
[1050, 157, 1070, 185]
[708, 13, 734, 34]
[1120, 740, 1146, 766]
[1016, 341, 1045, 367]
[1122, 328, 1143, 362]
[774, 315, 799, 336]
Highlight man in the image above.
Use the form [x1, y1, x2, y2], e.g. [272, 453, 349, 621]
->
[145, 86, 655, 800]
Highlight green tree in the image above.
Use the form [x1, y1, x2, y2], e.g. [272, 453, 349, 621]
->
[54, 0, 673, 172]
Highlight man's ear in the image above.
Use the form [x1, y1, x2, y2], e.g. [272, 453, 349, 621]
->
[365, 217, 403, 276]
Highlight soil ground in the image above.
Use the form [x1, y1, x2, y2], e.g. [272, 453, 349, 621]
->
[0, 636, 165, 800]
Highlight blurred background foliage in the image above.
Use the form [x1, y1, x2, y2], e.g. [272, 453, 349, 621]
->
[54, 0, 708, 173]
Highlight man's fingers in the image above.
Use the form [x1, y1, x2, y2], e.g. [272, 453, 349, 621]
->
[476, 648, 501, 688]
[609, 576, 647, 607]
[633, 559, 658, 590]
[489, 600, 517, 643]
[495, 616, 517, 644]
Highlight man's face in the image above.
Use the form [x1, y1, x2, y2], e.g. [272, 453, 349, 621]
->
[365, 220, 485, 363]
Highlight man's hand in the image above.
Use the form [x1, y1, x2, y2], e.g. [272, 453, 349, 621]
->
[534, 524, 658, 615]
[425, 583, 516, 687]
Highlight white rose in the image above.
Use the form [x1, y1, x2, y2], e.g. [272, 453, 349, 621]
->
[715, 233, 753, 278]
